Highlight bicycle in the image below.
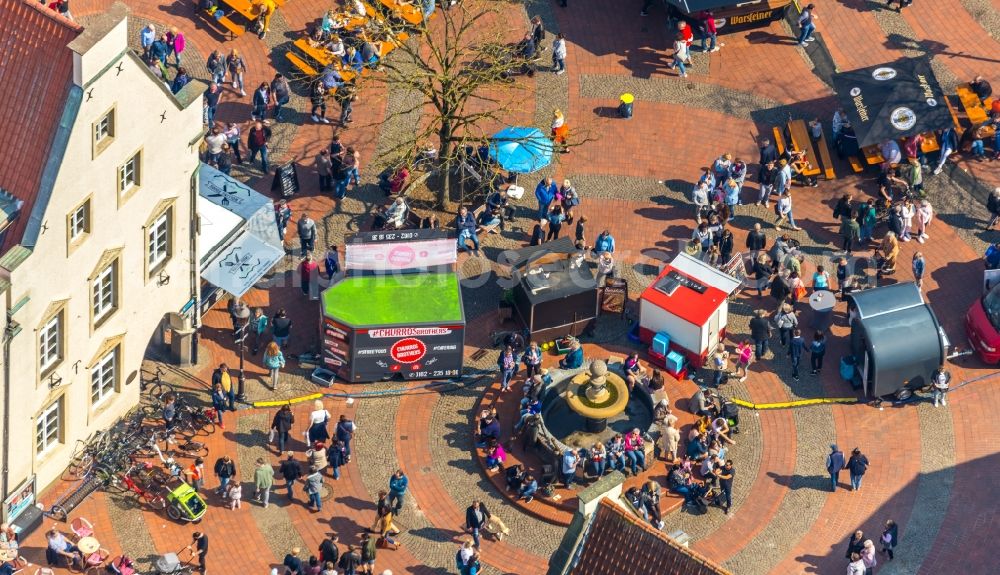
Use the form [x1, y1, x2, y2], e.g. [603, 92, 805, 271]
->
[99, 464, 167, 511]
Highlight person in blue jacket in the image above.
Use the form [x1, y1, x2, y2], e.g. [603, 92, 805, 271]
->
[342, 46, 364, 73]
[535, 177, 557, 219]
[559, 339, 583, 369]
[593, 230, 615, 254]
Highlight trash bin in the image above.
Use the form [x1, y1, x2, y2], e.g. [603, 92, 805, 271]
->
[618, 93, 634, 118]
[839, 356, 856, 382]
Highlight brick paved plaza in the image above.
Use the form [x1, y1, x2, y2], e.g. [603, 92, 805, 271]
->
[13, 0, 1000, 574]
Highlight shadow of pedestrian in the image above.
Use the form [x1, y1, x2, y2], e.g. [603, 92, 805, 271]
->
[767, 470, 830, 491]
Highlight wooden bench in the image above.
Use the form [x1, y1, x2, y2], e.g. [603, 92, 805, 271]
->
[848, 155, 865, 173]
[772, 126, 786, 156]
[286, 52, 319, 77]
[807, 121, 836, 180]
[217, 0, 257, 21]
[785, 120, 822, 178]
[861, 144, 884, 165]
[473, 204, 501, 235]
[920, 132, 940, 154]
[958, 83, 989, 125]
[199, 7, 245, 39]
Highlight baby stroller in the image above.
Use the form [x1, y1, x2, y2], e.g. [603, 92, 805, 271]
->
[154, 552, 192, 575]
[718, 395, 740, 435]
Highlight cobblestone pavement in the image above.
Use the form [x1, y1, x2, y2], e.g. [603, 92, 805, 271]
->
[18, 1, 1000, 575]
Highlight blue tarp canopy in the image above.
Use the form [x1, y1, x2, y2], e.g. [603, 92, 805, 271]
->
[198, 164, 285, 297]
[488, 126, 553, 173]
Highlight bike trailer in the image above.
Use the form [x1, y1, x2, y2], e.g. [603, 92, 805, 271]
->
[166, 483, 207, 521]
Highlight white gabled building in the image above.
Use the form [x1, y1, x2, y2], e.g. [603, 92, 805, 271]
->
[0, 0, 204, 525]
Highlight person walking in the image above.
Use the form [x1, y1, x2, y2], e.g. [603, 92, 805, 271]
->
[272, 309, 293, 348]
[522, 341, 542, 380]
[912, 252, 926, 289]
[282, 548, 305, 575]
[497, 346, 517, 393]
[297, 215, 317, 257]
[774, 303, 797, 350]
[796, 3, 817, 46]
[861, 539, 877, 575]
[335, 415, 357, 461]
[225, 122, 244, 165]
[226, 49, 247, 96]
[213, 455, 236, 497]
[666, 30, 689, 77]
[279, 452, 303, 499]
[211, 383, 227, 427]
[247, 120, 272, 173]
[387, 470, 408, 515]
[212, 364, 235, 411]
[327, 439, 347, 479]
[840, 211, 861, 254]
[336, 81, 356, 126]
[826, 444, 846, 492]
[715, 459, 735, 514]
[749, 309, 772, 360]
[187, 532, 209, 575]
[167, 27, 185, 66]
[263, 342, 286, 389]
[464, 501, 492, 549]
[880, 520, 898, 561]
[271, 404, 295, 453]
[789, 329, 805, 380]
[360, 533, 377, 575]
[324, 245, 340, 279]
[931, 364, 951, 407]
[845, 530, 865, 560]
[251, 82, 270, 121]
[534, 177, 557, 219]
[847, 448, 869, 492]
[254, 458, 275, 508]
[305, 466, 324, 511]
[250, 307, 268, 355]
[808, 330, 827, 375]
[746, 223, 767, 260]
[300, 254, 320, 298]
[551, 33, 566, 74]
[270, 73, 291, 121]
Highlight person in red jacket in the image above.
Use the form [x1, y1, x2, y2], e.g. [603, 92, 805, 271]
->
[699, 11, 722, 53]
[299, 254, 319, 297]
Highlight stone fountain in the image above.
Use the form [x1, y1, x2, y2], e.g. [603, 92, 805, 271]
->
[564, 360, 630, 433]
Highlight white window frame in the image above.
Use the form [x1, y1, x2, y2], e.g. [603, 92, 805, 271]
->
[119, 153, 140, 195]
[90, 348, 117, 408]
[93, 262, 117, 322]
[70, 203, 89, 241]
[39, 315, 61, 373]
[148, 211, 170, 269]
[95, 113, 113, 144]
[36, 399, 61, 455]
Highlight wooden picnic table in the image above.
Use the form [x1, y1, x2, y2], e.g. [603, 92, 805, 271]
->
[378, 0, 423, 25]
[860, 131, 940, 165]
[295, 37, 335, 67]
[219, 0, 256, 22]
[785, 120, 823, 177]
[957, 83, 989, 125]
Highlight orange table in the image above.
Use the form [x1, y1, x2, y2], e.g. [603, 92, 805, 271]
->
[219, 0, 256, 21]
[378, 0, 423, 25]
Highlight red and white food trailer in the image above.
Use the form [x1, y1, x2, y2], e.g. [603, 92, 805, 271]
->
[639, 252, 741, 369]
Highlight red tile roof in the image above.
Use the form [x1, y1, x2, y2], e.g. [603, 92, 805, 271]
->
[570, 499, 733, 575]
[0, 0, 82, 249]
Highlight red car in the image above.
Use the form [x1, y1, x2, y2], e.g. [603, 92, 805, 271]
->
[966, 282, 1000, 364]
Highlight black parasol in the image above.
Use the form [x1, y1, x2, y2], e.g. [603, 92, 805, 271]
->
[831, 58, 952, 147]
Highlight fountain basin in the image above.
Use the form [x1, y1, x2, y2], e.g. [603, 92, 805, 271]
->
[565, 368, 629, 432]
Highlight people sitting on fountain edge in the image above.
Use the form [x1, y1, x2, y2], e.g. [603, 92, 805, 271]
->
[505, 464, 526, 492]
[623, 352, 647, 391]
[484, 439, 506, 472]
[606, 434, 627, 473]
[559, 339, 584, 369]
[588, 441, 608, 476]
[517, 473, 538, 503]
[514, 397, 541, 433]
[689, 387, 718, 418]
[623, 428, 647, 476]
[476, 409, 500, 447]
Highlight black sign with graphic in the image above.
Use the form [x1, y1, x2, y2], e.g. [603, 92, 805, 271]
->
[351, 326, 465, 382]
[832, 58, 952, 146]
[271, 163, 301, 197]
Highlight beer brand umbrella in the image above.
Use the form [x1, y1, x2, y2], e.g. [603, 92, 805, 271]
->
[831, 58, 952, 147]
[488, 127, 553, 174]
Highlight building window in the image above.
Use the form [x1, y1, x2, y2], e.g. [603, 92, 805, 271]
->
[148, 209, 171, 270]
[36, 398, 62, 455]
[91, 348, 118, 407]
[39, 314, 62, 373]
[93, 260, 118, 323]
[69, 199, 90, 243]
[95, 111, 114, 144]
[118, 152, 141, 196]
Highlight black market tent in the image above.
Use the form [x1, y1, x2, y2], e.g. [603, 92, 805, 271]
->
[498, 236, 578, 271]
[832, 57, 953, 147]
[847, 282, 945, 398]
[664, 0, 733, 10]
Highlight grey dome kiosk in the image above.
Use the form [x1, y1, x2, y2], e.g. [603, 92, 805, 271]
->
[846, 282, 945, 398]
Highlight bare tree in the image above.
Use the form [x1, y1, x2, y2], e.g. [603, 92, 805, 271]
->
[364, 0, 551, 207]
